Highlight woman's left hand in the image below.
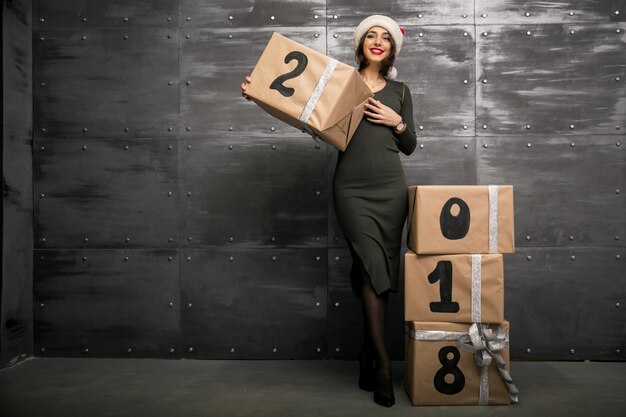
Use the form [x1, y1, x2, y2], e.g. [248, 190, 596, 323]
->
[363, 97, 402, 127]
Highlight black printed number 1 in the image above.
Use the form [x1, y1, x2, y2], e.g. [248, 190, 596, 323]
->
[428, 261, 460, 313]
[270, 51, 308, 97]
[434, 346, 465, 395]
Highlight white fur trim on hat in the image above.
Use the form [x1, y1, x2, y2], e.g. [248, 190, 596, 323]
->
[353, 15, 403, 55]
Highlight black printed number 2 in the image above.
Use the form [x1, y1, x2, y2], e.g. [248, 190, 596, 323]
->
[270, 51, 308, 97]
[428, 261, 460, 313]
[434, 346, 465, 395]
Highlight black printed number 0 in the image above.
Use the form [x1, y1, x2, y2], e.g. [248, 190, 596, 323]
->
[439, 197, 470, 240]
[270, 51, 308, 97]
[433, 346, 465, 395]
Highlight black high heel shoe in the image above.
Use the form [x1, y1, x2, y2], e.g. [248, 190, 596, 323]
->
[373, 390, 395, 408]
[373, 364, 395, 407]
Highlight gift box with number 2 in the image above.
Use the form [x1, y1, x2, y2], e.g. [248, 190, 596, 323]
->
[245, 32, 372, 151]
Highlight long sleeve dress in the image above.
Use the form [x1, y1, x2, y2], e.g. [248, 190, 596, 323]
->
[332, 79, 417, 297]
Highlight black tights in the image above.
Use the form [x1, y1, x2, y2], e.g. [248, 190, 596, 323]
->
[356, 261, 393, 395]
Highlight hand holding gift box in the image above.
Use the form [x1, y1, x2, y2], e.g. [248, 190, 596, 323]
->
[243, 32, 372, 151]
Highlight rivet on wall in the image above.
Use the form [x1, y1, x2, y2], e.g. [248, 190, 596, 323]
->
[527, 255, 532, 261]
[525, 12, 531, 17]
[527, 143, 532, 148]
[463, 125, 468, 130]
[570, 30, 575, 35]
[230, 348, 235, 353]
[462, 14, 467, 18]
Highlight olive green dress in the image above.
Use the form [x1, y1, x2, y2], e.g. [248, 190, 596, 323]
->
[333, 79, 417, 296]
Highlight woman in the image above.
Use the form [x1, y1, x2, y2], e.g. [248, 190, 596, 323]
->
[241, 15, 416, 408]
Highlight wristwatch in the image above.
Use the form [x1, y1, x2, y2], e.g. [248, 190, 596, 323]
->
[394, 120, 406, 134]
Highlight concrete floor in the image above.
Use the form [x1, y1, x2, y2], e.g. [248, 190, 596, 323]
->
[0, 358, 625, 417]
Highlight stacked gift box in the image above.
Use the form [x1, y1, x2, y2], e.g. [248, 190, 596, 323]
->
[404, 185, 519, 406]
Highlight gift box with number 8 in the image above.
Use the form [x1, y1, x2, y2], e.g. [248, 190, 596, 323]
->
[405, 321, 517, 406]
[245, 32, 372, 151]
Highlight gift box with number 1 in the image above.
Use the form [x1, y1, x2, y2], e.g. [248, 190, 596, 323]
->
[246, 32, 372, 151]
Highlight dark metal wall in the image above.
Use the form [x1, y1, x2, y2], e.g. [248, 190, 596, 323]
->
[28, 0, 625, 361]
[2, 0, 34, 368]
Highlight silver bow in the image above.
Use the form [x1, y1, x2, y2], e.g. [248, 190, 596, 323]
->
[457, 323, 519, 405]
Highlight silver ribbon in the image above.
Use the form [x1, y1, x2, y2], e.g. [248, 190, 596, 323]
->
[404, 324, 466, 341]
[488, 185, 498, 253]
[299, 57, 338, 142]
[406, 323, 519, 405]
[471, 254, 482, 323]
[457, 323, 519, 405]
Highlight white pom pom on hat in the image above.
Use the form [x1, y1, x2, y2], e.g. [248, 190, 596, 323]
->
[353, 14, 404, 79]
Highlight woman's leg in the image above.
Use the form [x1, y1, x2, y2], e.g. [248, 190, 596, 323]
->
[358, 265, 395, 406]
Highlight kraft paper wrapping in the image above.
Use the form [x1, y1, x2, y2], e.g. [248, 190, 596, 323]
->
[404, 321, 512, 406]
[407, 185, 515, 255]
[246, 32, 372, 151]
[404, 252, 504, 324]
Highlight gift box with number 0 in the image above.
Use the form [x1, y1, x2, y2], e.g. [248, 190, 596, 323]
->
[245, 32, 372, 151]
[404, 320, 517, 406]
[407, 185, 515, 255]
[404, 252, 504, 324]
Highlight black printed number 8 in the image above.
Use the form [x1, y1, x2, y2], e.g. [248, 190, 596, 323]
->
[270, 51, 308, 97]
[433, 346, 465, 395]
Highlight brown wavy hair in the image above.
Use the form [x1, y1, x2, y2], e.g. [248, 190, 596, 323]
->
[355, 31, 396, 78]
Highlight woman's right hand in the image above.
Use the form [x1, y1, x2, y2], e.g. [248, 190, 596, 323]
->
[240, 75, 252, 100]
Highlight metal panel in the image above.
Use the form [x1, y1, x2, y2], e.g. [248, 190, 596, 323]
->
[180, 248, 327, 359]
[476, 0, 626, 24]
[477, 135, 625, 247]
[34, 250, 180, 357]
[328, 25, 476, 137]
[477, 23, 626, 135]
[180, 135, 327, 247]
[34, 0, 179, 28]
[180, 27, 325, 136]
[34, 138, 179, 248]
[34, 28, 178, 138]
[1, 0, 33, 368]
[505, 248, 625, 360]
[181, 0, 326, 28]
[327, 0, 474, 27]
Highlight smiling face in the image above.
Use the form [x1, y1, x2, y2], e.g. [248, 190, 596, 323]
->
[362, 26, 392, 63]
